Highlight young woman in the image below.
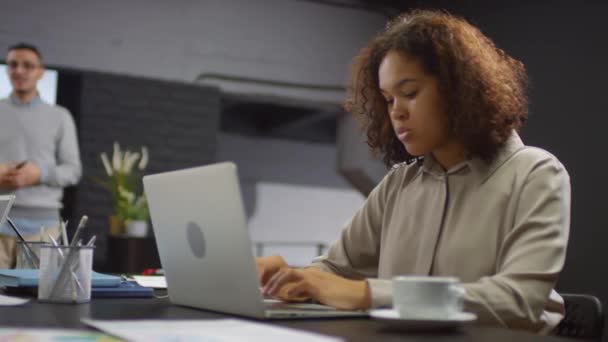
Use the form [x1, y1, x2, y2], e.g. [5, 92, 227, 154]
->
[257, 9, 570, 333]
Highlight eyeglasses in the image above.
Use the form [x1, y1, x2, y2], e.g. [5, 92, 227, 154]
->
[6, 61, 41, 72]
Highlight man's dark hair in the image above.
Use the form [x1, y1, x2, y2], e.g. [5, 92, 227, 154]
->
[8, 42, 43, 63]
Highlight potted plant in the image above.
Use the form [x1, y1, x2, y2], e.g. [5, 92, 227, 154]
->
[96, 142, 150, 236]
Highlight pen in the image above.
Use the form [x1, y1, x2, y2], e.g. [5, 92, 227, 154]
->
[48, 235, 64, 257]
[60, 220, 69, 246]
[48, 234, 84, 292]
[69, 215, 88, 247]
[15, 160, 27, 169]
[6, 216, 39, 268]
[49, 215, 88, 299]
[85, 235, 96, 247]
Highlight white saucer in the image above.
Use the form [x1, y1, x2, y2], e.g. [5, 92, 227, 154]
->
[369, 309, 477, 330]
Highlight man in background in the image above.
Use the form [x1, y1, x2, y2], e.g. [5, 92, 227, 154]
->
[0, 43, 81, 268]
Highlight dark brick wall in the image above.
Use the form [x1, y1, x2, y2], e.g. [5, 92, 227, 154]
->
[68, 72, 220, 267]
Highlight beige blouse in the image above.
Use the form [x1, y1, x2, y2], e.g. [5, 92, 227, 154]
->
[311, 132, 570, 333]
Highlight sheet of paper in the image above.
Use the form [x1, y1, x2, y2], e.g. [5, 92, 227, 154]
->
[0, 328, 119, 341]
[83, 318, 343, 342]
[132, 275, 167, 289]
[0, 293, 29, 306]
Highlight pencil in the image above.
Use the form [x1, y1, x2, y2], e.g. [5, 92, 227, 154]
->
[6, 217, 39, 268]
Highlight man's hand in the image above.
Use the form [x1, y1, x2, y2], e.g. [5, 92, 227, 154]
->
[0, 163, 9, 176]
[0, 163, 10, 188]
[256, 255, 288, 286]
[0, 162, 41, 188]
[262, 267, 371, 310]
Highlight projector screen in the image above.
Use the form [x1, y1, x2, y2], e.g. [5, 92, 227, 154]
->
[0, 64, 58, 104]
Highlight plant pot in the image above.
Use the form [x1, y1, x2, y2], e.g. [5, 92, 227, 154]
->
[125, 220, 149, 238]
[108, 215, 124, 236]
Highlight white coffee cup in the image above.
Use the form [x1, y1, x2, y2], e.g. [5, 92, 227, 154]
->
[392, 276, 464, 319]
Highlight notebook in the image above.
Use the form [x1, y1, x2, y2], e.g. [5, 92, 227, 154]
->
[3, 280, 154, 298]
[0, 269, 121, 288]
[91, 281, 154, 298]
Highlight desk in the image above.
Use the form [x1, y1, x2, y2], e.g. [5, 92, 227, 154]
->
[0, 294, 572, 342]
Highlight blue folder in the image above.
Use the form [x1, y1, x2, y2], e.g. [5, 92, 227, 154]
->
[0, 269, 121, 288]
[90, 281, 153, 298]
[3, 280, 154, 298]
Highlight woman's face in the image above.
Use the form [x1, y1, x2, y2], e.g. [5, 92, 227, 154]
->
[378, 50, 453, 158]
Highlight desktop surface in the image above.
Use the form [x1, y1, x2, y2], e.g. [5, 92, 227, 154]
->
[0, 291, 571, 342]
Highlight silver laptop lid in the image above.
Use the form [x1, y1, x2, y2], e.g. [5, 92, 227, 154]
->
[143, 162, 266, 318]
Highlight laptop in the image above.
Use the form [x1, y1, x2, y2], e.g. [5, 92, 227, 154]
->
[143, 162, 367, 319]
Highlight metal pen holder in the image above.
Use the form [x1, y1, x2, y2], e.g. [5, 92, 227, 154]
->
[38, 245, 95, 303]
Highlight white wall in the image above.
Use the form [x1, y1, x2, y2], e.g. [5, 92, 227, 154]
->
[248, 182, 365, 266]
[0, 0, 385, 103]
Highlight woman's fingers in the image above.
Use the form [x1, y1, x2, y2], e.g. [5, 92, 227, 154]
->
[262, 267, 370, 310]
[262, 267, 327, 304]
[274, 284, 311, 302]
[261, 268, 281, 295]
[256, 261, 274, 286]
[263, 268, 292, 295]
[261, 271, 274, 286]
[263, 267, 301, 296]
[284, 281, 314, 301]
[256, 256, 288, 286]
[257, 266, 271, 286]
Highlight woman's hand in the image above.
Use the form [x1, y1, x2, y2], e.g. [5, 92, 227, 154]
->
[262, 267, 371, 310]
[256, 255, 288, 286]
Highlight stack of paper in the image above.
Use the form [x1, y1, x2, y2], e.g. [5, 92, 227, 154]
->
[0, 328, 119, 341]
[0, 293, 29, 306]
[84, 318, 343, 342]
[132, 275, 167, 289]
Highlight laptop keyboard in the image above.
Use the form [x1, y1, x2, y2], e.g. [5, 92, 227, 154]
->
[263, 299, 336, 311]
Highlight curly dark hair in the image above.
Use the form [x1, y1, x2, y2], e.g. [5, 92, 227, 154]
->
[344, 9, 528, 167]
